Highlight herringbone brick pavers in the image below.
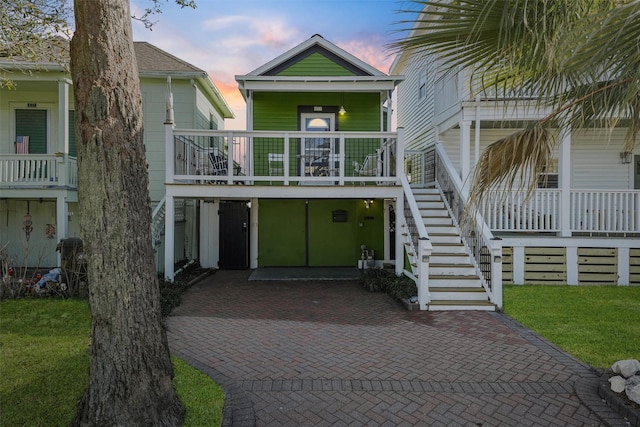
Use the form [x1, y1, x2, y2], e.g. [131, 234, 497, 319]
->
[166, 270, 627, 426]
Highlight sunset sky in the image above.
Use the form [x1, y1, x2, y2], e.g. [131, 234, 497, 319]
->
[130, 0, 418, 129]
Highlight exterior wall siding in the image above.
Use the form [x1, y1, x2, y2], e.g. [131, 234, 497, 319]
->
[394, 48, 437, 151]
[257, 198, 384, 267]
[276, 52, 356, 77]
[253, 92, 381, 131]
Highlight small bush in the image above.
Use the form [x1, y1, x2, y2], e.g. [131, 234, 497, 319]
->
[360, 268, 417, 300]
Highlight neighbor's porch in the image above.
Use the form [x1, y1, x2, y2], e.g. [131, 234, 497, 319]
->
[407, 144, 640, 237]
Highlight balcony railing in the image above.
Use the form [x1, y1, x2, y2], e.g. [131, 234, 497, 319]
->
[483, 189, 640, 234]
[0, 154, 78, 188]
[169, 130, 399, 186]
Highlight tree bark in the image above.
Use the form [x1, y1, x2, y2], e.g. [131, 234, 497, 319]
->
[70, 0, 184, 425]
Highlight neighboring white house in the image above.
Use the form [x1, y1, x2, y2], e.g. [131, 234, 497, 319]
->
[390, 14, 640, 286]
[0, 41, 233, 270]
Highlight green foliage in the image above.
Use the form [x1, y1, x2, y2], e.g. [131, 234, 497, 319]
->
[174, 357, 224, 427]
[503, 285, 640, 369]
[360, 268, 417, 300]
[0, 299, 224, 427]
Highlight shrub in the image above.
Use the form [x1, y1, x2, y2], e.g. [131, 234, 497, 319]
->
[359, 268, 417, 300]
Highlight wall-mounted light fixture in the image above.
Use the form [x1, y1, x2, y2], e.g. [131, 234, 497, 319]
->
[620, 151, 633, 164]
[364, 199, 374, 209]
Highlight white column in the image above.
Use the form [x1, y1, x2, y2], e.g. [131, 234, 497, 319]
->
[396, 127, 405, 184]
[56, 194, 68, 266]
[417, 237, 431, 310]
[491, 238, 503, 309]
[383, 199, 391, 262]
[559, 128, 572, 236]
[460, 120, 472, 196]
[513, 246, 525, 284]
[566, 246, 578, 285]
[250, 197, 259, 269]
[58, 80, 70, 154]
[395, 196, 404, 276]
[618, 247, 630, 286]
[164, 195, 175, 280]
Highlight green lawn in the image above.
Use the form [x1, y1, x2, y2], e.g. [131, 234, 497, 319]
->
[0, 299, 223, 427]
[503, 285, 640, 369]
[2, 286, 639, 425]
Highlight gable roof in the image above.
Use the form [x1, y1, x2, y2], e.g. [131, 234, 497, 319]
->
[0, 39, 233, 118]
[236, 34, 404, 98]
[248, 34, 386, 77]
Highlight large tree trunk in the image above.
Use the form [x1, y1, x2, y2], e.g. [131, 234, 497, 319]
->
[70, 0, 184, 425]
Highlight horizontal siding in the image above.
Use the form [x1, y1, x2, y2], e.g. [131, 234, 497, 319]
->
[253, 92, 380, 131]
[395, 47, 436, 151]
[523, 247, 566, 284]
[572, 128, 632, 189]
[277, 53, 356, 77]
[578, 247, 618, 284]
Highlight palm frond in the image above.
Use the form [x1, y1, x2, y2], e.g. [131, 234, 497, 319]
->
[467, 124, 553, 217]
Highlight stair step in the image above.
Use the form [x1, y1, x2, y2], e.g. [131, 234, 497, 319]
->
[430, 288, 489, 301]
[427, 300, 496, 311]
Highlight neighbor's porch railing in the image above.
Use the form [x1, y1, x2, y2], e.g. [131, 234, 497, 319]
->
[0, 154, 78, 188]
[482, 189, 640, 234]
[169, 129, 398, 186]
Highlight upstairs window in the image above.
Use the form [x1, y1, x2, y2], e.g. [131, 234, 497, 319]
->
[537, 158, 558, 189]
[418, 69, 427, 100]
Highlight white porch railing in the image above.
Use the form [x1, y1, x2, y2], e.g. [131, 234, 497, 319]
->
[399, 175, 432, 310]
[483, 190, 561, 232]
[169, 129, 399, 186]
[571, 190, 640, 233]
[483, 189, 640, 234]
[0, 154, 78, 188]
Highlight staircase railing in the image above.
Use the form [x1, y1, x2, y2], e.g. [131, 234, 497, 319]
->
[399, 174, 432, 309]
[432, 143, 503, 309]
[151, 195, 166, 274]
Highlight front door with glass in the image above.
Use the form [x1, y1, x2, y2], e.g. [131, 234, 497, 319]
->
[300, 113, 336, 178]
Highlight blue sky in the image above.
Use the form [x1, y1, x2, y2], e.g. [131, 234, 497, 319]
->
[131, 0, 418, 128]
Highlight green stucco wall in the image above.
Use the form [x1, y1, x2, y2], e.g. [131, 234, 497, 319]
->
[258, 199, 384, 267]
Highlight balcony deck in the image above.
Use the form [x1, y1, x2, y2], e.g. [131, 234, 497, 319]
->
[165, 129, 403, 198]
[0, 154, 78, 191]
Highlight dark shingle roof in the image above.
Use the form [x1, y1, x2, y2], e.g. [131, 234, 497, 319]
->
[133, 42, 204, 74]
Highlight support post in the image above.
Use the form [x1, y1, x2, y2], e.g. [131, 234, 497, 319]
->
[417, 237, 431, 310]
[491, 237, 503, 309]
[559, 128, 572, 236]
[395, 195, 404, 277]
[396, 127, 405, 184]
[56, 194, 68, 266]
[164, 195, 175, 281]
[513, 246, 525, 284]
[618, 247, 630, 286]
[250, 198, 259, 269]
[58, 80, 70, 154]
[460, 120, 471, 197]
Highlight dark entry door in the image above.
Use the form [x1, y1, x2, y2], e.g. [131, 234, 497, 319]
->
[219, 201, 249, 269]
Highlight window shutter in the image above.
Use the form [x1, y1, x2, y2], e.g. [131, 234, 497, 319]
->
[68, 110, 77, 156]
[15, 109, 47, 154]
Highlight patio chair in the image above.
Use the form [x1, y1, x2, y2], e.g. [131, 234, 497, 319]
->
[208, 153, 228, 183]
[353, 152, 379, 183]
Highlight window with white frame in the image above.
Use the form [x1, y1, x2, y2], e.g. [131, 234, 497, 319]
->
[418, 69, 427, 100]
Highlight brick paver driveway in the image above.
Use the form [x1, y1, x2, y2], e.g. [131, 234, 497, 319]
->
[166, 270, 625, 426]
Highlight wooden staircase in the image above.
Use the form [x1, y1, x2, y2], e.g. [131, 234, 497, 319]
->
[411, 187, 495, 311]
